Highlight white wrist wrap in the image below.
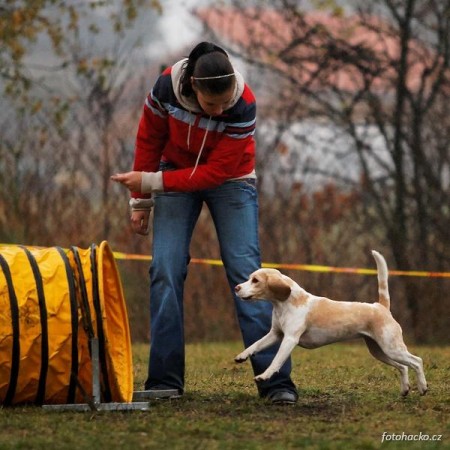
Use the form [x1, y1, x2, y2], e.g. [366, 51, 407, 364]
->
[141, 171, 164, 193]
[129, 197, 154, 211]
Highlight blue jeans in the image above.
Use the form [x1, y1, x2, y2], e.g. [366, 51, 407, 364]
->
[145, 173, 296, 397]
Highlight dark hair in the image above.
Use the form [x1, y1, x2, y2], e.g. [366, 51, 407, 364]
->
[180, 42, 235, 97]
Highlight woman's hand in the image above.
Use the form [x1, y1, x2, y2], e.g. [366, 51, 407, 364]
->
[111, 171, 163, 193]
[130, 210, 150, 235]
[111, 171, 142, 192]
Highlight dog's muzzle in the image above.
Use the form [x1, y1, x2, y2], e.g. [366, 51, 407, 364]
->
[235, 285, 254, 301]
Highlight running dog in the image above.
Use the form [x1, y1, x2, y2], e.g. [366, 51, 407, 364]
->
[234, 251, 427, 396]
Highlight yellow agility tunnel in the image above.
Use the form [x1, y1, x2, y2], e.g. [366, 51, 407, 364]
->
[0, 241, 133, 406]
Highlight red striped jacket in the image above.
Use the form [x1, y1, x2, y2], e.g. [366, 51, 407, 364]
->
[131, 59, 256, 197]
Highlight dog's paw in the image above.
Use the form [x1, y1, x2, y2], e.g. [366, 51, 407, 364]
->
[254, 373, 269, 382]
[401, 385, 411, 397]
[234, 353, 248, 363]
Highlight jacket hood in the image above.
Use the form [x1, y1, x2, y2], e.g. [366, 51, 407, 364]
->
[171, 58, 245, 113]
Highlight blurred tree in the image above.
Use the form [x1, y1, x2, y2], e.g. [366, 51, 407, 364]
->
[0, 1, 167, 345]
[198, 0, 450, 341]
[0, 0, 164, 246]
[0, 0, 162, 97]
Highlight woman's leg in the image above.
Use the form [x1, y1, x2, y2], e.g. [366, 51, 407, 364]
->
[145, 191, 202, 392]
[205, 180, 297, 398]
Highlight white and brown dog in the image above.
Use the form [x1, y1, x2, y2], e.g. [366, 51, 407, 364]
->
[234, 251, 427, 396]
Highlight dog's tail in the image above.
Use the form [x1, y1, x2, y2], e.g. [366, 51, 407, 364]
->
[372, 250, 390, 309]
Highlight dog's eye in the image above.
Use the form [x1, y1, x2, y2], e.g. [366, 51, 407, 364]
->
[251, 277, 258, 284]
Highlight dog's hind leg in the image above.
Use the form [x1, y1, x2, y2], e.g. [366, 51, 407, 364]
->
[364, 337, 410, 396]
[383, 348, 427, 395]
[373, 326, 428, 395]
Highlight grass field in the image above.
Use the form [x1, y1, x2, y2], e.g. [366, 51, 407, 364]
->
[0, 342, 449, 449]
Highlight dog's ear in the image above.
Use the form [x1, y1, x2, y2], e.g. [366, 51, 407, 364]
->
[267, 275, 291, 301]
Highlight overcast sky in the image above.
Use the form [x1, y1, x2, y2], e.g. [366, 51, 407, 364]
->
[150, 0, 204, 57]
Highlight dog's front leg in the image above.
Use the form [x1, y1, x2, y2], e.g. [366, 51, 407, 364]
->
[235, 329, 280, 363]
[254, 336, 298, 381]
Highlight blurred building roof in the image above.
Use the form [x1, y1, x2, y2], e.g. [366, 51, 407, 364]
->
[197, 7, 441, 95]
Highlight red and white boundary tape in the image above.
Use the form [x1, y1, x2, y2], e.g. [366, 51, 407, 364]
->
[111, 251, 450, 278]
[1, 244, 448, 278]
